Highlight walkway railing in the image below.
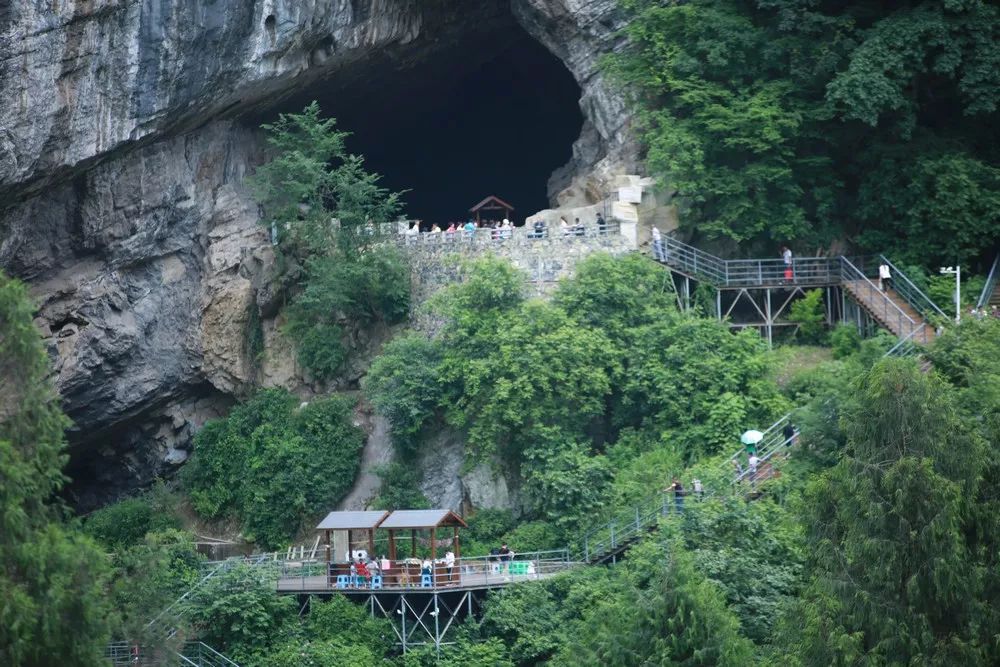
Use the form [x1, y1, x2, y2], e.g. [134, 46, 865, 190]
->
[877, 255, 947, 321]
[269, 549, 577, 593]
[839, 256, 917, 335]
[977, 254, 999, 310]
[396, 221, 622, 249]
[178, 642, 241, 667]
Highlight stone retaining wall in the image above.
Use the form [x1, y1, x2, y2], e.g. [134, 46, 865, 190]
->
[399, 224, 636, 301]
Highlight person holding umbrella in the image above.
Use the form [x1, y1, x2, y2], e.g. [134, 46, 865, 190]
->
[741, 429, 764, 456]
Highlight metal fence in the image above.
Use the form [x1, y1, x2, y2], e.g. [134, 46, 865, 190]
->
[395, 221, 622, 248]
[977, 254, 999, 310]
[270, 549, 578, 593]
[839, 256, 919, 337]
[877, 255, 947, 322]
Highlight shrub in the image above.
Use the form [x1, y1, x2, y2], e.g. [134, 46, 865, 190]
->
[789, 289, 827, 343]
[829, 323, 861, 358]
[184, 389, 364, 549]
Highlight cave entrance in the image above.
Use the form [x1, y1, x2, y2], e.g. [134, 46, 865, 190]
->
[268, 17, 583, 225]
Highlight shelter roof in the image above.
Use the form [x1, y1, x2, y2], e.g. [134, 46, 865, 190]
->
[469, 195, 514, 213]
[379, 509, 468, 530]
[315, 510, 389, 531]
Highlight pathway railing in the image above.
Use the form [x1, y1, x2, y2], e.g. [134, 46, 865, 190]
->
[269, 549, 577, 593]
[877, 255, 947, 321]
[977, 254, 999, 310]
[396, 221, 622, 249]
[839, 256, 917, 336]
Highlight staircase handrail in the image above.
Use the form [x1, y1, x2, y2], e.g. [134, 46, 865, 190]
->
[839, 256, 916, 333]
[183, 642, 242, 667]
[662, 236, 728, 284]
[877, 255, 947, 320]
[885, 322, 928, 358]
[976, 254, 999, 310]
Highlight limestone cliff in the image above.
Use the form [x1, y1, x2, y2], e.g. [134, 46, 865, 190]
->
[0, 0, 634, 505]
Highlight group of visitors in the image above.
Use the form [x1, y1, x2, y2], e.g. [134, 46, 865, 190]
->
[663, 478, 704, 512]
[347, 553, 386, 588]
[734, 422, 798, 483]
[969, 305, 1000, 319]
[487, 543, 515, 574]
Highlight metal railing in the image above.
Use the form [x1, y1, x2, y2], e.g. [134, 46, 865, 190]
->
[977, 254, 999, 310]
[657, 237, 845, 288]
[395, 221, 622, 249]
[877, 255, 947, 321]
[271, 549, 578, 593]
[839, 256, 917, 337]
[178, 643, 241, 667]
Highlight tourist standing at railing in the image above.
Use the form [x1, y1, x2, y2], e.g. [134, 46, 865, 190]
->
[667, 478, 684, 512]
[445, 550, 455, 582]
[692, 478, 703, 501]
[782, 246, 793, 283]
[652, 227, 666, 263]
[574, 217, 585, 236]
[748, 453, 759, 477]
[499, 543, 513, 575]
[596, 211, 607, 234]
[532, 219, 546, 239]
[783, 422, 798, 447]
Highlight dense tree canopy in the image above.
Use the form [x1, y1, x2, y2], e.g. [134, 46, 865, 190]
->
[0, 272, 113, 666]
[608, 0, 1000, 267]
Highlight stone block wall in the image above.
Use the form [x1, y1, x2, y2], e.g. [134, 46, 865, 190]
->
[399, 225, 635, 302]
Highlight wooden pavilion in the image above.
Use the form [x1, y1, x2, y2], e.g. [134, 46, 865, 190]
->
[469, 195, 515, 225]
[315, 510, 389, 564]
[380, 509, 468, 562]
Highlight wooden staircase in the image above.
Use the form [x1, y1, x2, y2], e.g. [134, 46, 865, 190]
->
[841, 281, 936, 344]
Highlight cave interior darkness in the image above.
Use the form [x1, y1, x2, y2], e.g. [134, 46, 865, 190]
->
[267, 21, 584, 226]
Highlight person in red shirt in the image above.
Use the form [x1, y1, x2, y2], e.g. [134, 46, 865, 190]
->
[356, 560, 370, 588]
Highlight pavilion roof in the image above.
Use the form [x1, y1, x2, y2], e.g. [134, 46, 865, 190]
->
[379, 509, 468, 530]
[469, 195, 514, 213]
[315, 510, 389, 531]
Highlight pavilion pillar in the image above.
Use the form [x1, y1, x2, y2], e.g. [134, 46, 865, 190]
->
[411, 530, 416, 558]
[325, 530, 331, 564]
[453, 527, 459, 558]
[368, 528, 375, 557]
[430, 528, 437, 561]
[347, 529, 351, 560]
[389, 530, 397, 561]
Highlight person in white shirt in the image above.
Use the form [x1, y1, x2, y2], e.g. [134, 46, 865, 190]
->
[652, 227, 665, 262]
[748, 454, 760, 476]
[878, 263, 892, 291]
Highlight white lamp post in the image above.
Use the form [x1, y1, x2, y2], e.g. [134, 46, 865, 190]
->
[939, 266, 961, 324]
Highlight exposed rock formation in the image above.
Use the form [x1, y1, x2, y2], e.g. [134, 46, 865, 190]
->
[0, 0, 635, 505]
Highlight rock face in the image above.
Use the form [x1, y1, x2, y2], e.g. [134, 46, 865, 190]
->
[0, 0, 634, 506]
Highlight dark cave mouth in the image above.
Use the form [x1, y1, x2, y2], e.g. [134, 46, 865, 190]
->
[260, 18, 584, 225]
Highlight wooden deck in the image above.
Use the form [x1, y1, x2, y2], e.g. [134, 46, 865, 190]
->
[276, 566, 573, 595]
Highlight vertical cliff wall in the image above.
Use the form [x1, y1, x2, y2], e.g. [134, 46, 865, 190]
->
[0, 0, 635, 505]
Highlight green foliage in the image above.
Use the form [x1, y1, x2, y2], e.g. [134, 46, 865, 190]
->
[606, 0, 1000, 264]
[250, 102, 410, 380]
[776, 358, 997, 664]
[828, 323, 861, 359]
[463, 508, 517, 557]
[84, 488, 181, 548]
[555, 540, 755, 666]
[788, 289, 826, 343]
[187, 565, 297, 659]
[184, 389, 363, 548]
[370, 462, 431, 511]
[0, 271, 114, 666]
[363, 333, 443, 455]
[108, 529, 203, 643]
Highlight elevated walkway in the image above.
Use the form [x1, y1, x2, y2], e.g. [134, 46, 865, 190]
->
[655, 237, 945, 346]
[976, 254, 1000, 312]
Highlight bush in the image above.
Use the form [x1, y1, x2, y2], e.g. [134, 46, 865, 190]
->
[789, 289, 827, 343]
[85, 497, 180, 548]
[829, 323, 861, 359]
[184, 389, 364, 549]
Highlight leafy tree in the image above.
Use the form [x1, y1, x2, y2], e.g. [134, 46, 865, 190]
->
[777, 358, 996, 664]
[788, 289, 826, 343]
[363, 333, 443, 455]
[0, 271, 114, 666]
[606, 0, 1000, 264]
[187, 564, 296, 660]
[250, 102, 410, 380]
[555, 540, 755, 666]
[370, 462, 431, 511]
[184, 389, 364, 548]
[84, 487, 181, 548]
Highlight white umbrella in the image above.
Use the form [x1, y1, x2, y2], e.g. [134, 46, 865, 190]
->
[740, 430, 764, 445]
